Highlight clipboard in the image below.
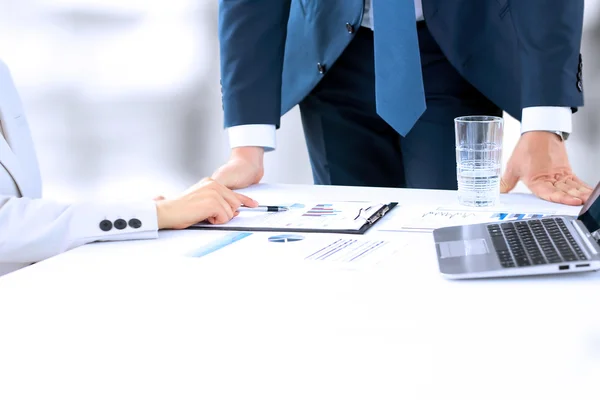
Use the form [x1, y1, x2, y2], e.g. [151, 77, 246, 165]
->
[188, 202, 398, 235]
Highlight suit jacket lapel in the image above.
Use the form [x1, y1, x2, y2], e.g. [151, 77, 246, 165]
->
[0, 134, 35, 197]
[0, 61, 43, 198]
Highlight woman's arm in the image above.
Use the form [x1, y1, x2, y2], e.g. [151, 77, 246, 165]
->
[0, 178, 258, 265]
[0, 195, 158, 264]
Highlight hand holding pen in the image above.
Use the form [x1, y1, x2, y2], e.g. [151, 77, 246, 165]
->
[241, 205, 289, 212]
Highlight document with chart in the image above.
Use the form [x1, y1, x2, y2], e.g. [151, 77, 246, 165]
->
[376, 205, 558, 232]
[187, 231, 407, 268]
[190, 201, 397, 234]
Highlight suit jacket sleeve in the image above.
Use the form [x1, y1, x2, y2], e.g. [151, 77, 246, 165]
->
[0, 196, 158, 265]
[219, 0, 292, 128]
[509, 0, 584, 109]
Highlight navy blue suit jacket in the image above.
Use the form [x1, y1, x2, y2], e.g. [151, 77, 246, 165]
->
[219, 0, 584, 129]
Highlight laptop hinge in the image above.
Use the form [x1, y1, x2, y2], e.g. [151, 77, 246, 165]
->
[572, 219, 599, 255]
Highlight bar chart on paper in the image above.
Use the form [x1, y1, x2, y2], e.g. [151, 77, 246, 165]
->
[302, 204, 342, 217]
[488, 212, 547, 221]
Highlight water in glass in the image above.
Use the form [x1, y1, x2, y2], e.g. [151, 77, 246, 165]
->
[456, 142, 502, 207]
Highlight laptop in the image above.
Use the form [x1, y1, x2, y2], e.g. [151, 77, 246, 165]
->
[433, 182, 600, 279]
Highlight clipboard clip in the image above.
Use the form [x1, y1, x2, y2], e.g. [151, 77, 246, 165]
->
[366, 205, 391, 225]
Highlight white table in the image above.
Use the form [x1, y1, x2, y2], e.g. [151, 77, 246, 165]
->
[1, 184, 599, 400]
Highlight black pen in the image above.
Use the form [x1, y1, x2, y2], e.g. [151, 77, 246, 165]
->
[241, 205, 289, 212]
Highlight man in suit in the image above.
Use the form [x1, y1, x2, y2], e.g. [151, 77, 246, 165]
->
[213, 0, 593, 206]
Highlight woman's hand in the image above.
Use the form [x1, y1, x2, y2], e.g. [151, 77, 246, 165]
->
[154, 178, 258, 229]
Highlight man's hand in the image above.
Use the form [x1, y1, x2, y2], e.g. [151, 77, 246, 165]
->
[212, 147, 265, 189]
[500, 131, 593, 206]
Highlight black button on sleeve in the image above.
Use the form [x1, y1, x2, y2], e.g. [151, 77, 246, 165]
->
[346, 23, 355, 34]
[99, 220, 113, 232]
[114, 219, 127, 230]
[577, 80, 583, 92]
[317, 63, 326, 74]
[128, 218, 142, 229]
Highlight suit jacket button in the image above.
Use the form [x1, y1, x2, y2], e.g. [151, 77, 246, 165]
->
[577, 80, 583, 92]
[114, 219, 127, 230]
[317, 63, 326, 74]
[99, 220, 113, 232]
[346, 23, 355, 34]
[128, 218, 142, 229]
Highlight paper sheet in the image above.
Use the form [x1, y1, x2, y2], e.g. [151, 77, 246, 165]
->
[376, 205, 557, 232]
[187, 231, 404, 267]
[192, 201, 387, 232]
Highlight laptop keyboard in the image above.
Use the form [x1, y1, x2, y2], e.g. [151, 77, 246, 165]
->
[487, 218, 589, 268]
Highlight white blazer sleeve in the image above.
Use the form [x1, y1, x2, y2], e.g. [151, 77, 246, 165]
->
[0, 195, 158, 265]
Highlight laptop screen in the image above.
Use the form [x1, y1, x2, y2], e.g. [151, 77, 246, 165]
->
[577, 182, 600, 234]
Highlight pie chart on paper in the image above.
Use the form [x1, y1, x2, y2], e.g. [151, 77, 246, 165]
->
[268, 234, 305, 243]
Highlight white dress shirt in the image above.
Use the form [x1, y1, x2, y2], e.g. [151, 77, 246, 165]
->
[228, 0, 571, 151]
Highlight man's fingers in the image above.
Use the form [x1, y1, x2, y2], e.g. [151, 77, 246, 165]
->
[500, 173, 518, 194]
[499, 180, 510, 194]
[530, 181, 584, 206]
[212, 159, 262, 190]
[568, 177, 594, 192]
[213, 163, 249, 190]
[563, 178, 593, 193]
[211, 165, 235, 189]
[554, 181, 589, 202]
[499, 161, 519, 194]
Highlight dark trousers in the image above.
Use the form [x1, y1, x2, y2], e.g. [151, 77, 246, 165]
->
[299, 22, 502, 189]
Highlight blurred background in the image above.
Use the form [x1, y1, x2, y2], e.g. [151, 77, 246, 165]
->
[1, 0, 599, 203]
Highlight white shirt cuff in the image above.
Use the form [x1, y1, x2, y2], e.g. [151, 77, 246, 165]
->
[228, 124, 277, 151]
[521, 106, 572, 135]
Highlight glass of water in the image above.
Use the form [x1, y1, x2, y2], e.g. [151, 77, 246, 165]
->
[455, 116, 503, 207]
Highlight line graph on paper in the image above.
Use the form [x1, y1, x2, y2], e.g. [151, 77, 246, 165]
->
[376, 207, 556, 232]
[421, 210, 478, 220]
[421, 210, 551, 222]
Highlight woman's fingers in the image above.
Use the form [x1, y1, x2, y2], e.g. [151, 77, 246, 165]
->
[208, 191, 234, 224]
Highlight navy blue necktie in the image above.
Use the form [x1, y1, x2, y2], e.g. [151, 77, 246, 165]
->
[372, 0, 426, 136]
